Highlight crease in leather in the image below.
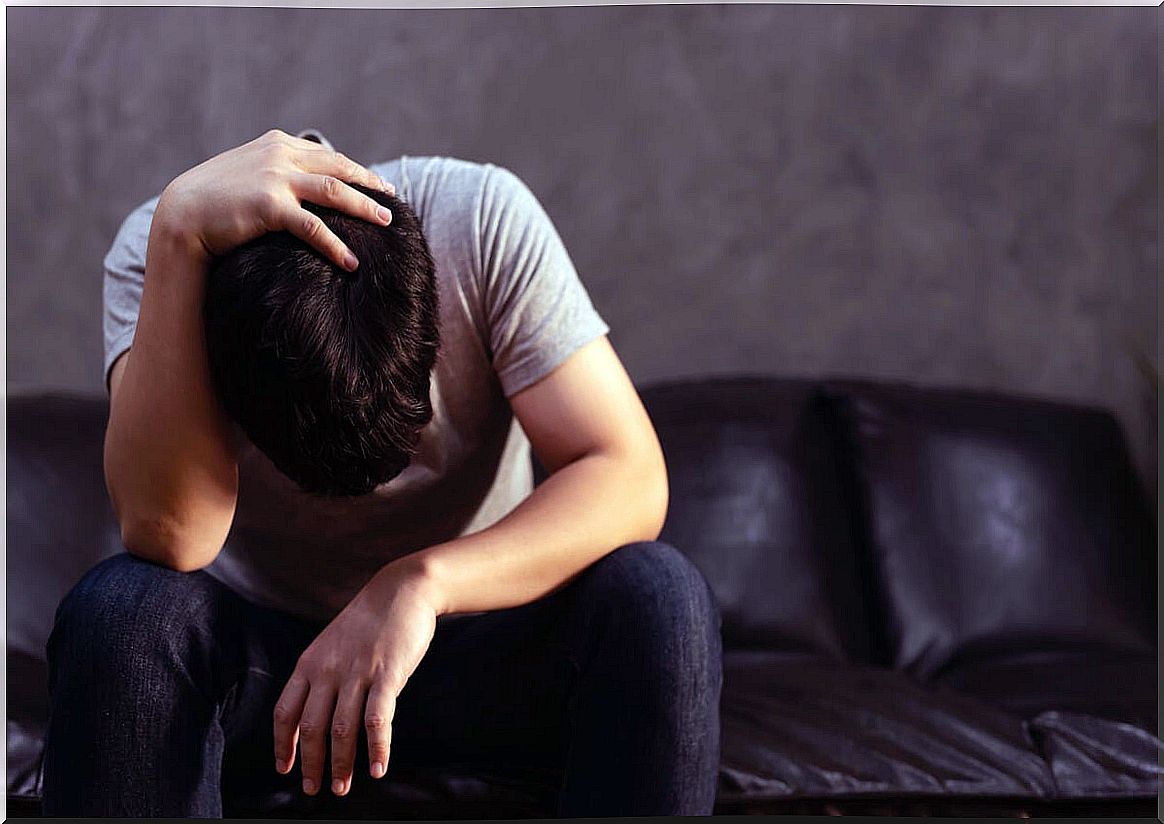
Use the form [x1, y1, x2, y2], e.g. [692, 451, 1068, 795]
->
[1028, 711, 1164, 799]
[717, 653, 1056, 801]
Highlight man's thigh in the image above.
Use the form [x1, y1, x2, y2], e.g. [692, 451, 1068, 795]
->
[217, 595, 325, 816]
[393, 594, 577, 770]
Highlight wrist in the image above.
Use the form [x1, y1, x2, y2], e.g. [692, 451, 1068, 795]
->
[152, 185, 211, 265]
[377, 549, 452, 617]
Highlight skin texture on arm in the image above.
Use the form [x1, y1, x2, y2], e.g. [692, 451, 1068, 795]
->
[103, 129, 395, 572]
[411, 334, 669, 613]
[274, 333, 669, 797]
[103, 232, 241, 573]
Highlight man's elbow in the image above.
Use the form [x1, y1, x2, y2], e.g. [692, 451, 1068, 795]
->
[120, 516, 224, 573]
[631, 448, 670, 543]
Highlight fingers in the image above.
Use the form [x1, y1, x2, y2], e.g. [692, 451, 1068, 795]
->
[248, 130, 395, 271]
[253, 127, 393, 195]
[280, 172, 393, 271]
[365, 679, 397, 780]
[292, 139, 393, 195]
[317, 147, 395, 196]
[298, 683, 338, 796]
[273, 673, 309, 775]
[293, 172, 393, 229]
[283, 206, 361, 272]
[329, 682, 367, 796]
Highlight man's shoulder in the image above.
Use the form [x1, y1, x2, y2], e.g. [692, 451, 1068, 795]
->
[371, 157, 547, 261]
[371, 156, 536, 215]
[372, 156, 491, 237]
[391, 154, 492, 174]
[372, 155, 495, 198]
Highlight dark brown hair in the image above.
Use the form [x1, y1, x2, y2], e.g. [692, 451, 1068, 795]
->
[203, 186, 439, 497]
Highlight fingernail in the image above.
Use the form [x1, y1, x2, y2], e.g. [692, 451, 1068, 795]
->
[377, 206, 392, 225]
[332, 779, 345, 795]
[343, 251, 359, 271]
[372, 761, 385, 778]
[275, 758, 288, 773]
[303, 778, 316, 795]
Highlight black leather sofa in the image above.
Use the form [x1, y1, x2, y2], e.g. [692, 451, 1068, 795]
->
[7, 377, 1160, 817]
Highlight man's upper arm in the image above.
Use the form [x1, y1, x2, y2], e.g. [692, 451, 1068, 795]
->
[473, 164, 660, 475]
[509, 336, 661, 476]
[476, 165, 609, 399]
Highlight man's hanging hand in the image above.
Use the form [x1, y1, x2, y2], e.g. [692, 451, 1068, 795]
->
[272, 559, 443, 796]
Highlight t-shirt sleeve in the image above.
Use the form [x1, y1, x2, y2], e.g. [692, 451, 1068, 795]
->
[476, 165, 609, 398]
[102, 195, 160, 392]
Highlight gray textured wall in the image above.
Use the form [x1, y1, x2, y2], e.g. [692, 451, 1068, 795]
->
[7, 6, 1158, 492]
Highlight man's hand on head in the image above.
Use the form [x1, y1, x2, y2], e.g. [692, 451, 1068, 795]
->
[155, 128, 395, 271]
[272, 556, 447, 797]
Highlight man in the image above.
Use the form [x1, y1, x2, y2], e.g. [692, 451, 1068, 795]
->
[42, 129, 722, 817]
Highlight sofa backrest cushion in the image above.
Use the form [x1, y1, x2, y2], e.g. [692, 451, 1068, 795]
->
[642, 378, 871, 660]
[830, 380, 1156, 678]
[7, 394, 122, 662]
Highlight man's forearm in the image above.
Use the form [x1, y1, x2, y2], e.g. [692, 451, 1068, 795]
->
[388, 446, 668, 616]
[104, 204, 239, 571]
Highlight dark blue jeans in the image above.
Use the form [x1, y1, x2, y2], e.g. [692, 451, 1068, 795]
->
[42, 541, 722, 817]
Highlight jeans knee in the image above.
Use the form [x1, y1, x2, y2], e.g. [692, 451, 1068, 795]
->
[49, 552, 222, 680]
[580, 541, 722, 682]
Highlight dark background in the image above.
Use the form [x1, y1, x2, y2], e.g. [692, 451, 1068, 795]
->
[6, 5, 1158, 495]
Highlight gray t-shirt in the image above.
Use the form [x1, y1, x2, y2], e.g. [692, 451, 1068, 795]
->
[103, 155, 609, 621]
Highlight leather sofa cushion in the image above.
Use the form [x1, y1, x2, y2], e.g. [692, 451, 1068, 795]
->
[936, 644, 1157, 730]
[7, 394, 122, 662]
[717, 651, 1057, 802]
[936, 645, 1162, 799]
[7, 650, 47, 801]
[829, 381, 1156, 677]
[641, 378, 870, 660]
[1028, 711, 1163, 799]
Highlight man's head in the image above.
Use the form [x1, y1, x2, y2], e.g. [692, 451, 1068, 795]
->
[203, 185, 439, 497]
